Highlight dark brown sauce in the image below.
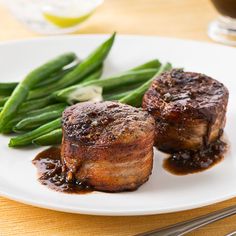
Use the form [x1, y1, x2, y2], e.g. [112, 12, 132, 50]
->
[163, 139, 227, 175]
[211, 0, 236, 19]
[32, 147, 93, 194]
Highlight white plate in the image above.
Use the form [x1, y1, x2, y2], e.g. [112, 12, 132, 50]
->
[0, 35, 236, 216]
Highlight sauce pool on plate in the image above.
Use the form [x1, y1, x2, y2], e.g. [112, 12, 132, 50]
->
[163, 139, 227, 175]
[32, 147, 93, 194]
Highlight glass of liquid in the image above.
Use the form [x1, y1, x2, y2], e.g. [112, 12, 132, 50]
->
[208, 0, 236, 46]
[4, 0, 104, 35]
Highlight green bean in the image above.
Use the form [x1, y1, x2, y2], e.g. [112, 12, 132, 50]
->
[19, 103, 66, 117]
[33, 129, 62, 146]
[26, 33, 116, 100]
[0, 66, 78, 100]
[131, 59, 161, 71]
[104, 90, 132, 101]
[0, 107, 2, 112]
[18, 96, 54, 113]
[119, 63, 172, 107]
[81, 64, 103, 84]
[9, 118, 61, 147]
[35, 64, 77, 88]
[104, 60, 162, 95]
[27, 70, 75, 100]
[2, 103, 67, 134]
[0, 65, 77, 96]
[2, 59, 148, 105]
[54, 68, 158, 103]
[0, 52, 76, 132]
[104, 81, 144, 96]
[0, 83, 17, 96]
[0, 96, 9, 106]
[14, 107, 65, 132]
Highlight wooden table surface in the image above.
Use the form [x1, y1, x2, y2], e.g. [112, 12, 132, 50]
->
[0, 0, 236, 235]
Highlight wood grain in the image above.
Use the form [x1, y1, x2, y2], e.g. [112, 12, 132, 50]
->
[1, 0, 236, 235]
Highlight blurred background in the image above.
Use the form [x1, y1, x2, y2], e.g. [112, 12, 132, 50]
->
[1, 1, 236, 236]
[0, 0, 219, 42]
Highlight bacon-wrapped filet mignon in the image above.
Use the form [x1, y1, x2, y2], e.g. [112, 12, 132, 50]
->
[142, 69, 229, 152]
[61, 101, 155, 192]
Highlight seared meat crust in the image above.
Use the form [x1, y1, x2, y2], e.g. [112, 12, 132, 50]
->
[61, 101, 155, 192]
[142, 69, 229, 152]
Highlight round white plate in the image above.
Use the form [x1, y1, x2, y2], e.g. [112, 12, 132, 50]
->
[0, 35, 235, 216]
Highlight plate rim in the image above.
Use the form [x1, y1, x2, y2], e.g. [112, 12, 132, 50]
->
[0, 182, 235, 216]
[0, 33, 236, 52]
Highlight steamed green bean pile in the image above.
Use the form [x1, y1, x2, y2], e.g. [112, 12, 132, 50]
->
[0, 33, 172, 148]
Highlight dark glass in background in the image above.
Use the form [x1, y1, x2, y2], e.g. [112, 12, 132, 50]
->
[212, 0, 236, 18]
[208, 0, 236, 46]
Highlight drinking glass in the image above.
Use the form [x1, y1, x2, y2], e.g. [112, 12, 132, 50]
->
[3, 0, 104, 35]
[208, 0, 236, 46]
